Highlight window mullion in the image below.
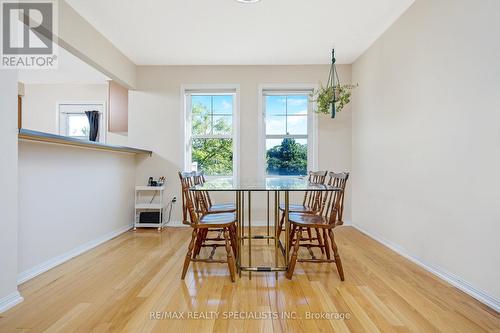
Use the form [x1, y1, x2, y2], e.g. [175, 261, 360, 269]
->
[285, 96, 288, 135]
[210, 96, 214, 135]
[193, 135, 232, 139]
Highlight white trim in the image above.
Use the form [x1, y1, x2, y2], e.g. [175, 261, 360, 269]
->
[0, 291, 23, 313]
[17, 224, 132, 285]
[180, 84, 241, 181]
[351, 224, 500, 313]
[257, 83, 319, 179]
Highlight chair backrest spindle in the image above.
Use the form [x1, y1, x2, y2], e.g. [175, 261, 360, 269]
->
[313, 172, 349, 226]
[192, 171, 211, 214]
[324, 172, 349, 226]
[303, 170, 328, 211]
[178, 171, 199, 225]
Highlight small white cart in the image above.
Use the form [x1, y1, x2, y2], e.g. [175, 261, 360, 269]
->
[134, 186, 165, 231]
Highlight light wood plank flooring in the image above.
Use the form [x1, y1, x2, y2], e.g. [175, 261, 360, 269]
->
[0, 226, 498, 332]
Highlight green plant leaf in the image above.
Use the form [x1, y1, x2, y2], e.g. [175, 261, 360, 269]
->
[312, 83, 358, 115]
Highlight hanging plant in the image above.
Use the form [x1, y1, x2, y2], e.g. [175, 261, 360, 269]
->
[311, 49, 358, 118]
[312, 83, 358, 115]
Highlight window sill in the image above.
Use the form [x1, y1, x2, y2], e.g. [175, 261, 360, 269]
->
[18, 129, 152, 156]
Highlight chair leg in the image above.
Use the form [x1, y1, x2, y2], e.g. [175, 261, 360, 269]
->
[224, 227, 236, 282]
[192, 230, 201, 258]
[181, 229, 197, 280]
[286, 226, 302, 279]
[276, 211, 285, 239]
[328, 229, 344, 281]
[229, 224, 238, 257]
[306, 228, 312, 241]
[316, 228, 325, 254]
[289, 224, 297, 250]
[323, 229, 331, 260]
[193, 229, 206, 257]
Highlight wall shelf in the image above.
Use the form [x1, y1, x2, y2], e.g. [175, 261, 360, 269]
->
[18, 128, 152, 156]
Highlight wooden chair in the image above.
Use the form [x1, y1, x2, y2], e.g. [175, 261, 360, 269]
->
[180, 171, 236, 225]
[178, 172, 237, 258]
[190, 172, 237, 257]
[180, 171, 196, 225]
[193, 172, 236, 214]
[289, 171, 349, 259]
[178, 172, 238, 282]
[286, 172, 349, 281]
[277, 171, 328, 246]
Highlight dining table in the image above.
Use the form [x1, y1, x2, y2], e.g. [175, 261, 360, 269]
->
[190, 177, 341, 279]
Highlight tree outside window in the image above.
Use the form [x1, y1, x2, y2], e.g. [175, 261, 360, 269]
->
[265, 94, 309, 176]
[189, 94, 234, 176]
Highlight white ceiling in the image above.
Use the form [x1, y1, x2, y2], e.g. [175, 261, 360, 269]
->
[65, 0, 414, 65]
[18, 47, 109, 84]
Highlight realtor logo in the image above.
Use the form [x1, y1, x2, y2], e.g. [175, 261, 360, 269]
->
[1, 0, 58, 69]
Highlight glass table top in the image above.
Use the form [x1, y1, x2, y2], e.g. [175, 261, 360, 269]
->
[190, 177, 341, 191]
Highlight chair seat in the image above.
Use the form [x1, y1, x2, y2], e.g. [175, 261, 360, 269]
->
[278, 204, 313, 213]
[288, 213, 334, 228]
[208, 203, 236, 213]
[199, 212, 236, 227]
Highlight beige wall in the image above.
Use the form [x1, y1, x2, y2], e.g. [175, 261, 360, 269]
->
[352, 0, 500, 306]
[128, 65, 352, 224]
[0, 71, 21, 311]
[18, 141, 136, 279]
[22, 84, 107, 135]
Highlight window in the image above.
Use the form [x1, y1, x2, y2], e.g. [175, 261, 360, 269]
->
[67, 113, 90, 138]
[263, 90, 314, 176]
[59, 103, 105, 142]
[184, 89, 238, 179]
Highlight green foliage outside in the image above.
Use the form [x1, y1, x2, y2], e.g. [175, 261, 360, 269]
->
[191, 102, 307, 177]
[266, 138, 307, 176]
[191, 103, 233, 176]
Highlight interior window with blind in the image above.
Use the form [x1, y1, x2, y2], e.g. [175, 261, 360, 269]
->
[264, 92, 311, 176]
[185, 92, 236, 177]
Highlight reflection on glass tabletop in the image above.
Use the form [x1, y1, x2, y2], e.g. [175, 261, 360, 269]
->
[190, 177, 341, 191]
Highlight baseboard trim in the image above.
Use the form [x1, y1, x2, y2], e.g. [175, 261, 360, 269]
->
[0, 291, 23, 313]
[17, 224, 132, 285]
[351, 224, 500, 313]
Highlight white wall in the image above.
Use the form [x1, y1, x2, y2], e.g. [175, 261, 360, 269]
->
[0, 1, 138, 301]
[0, 71, 22, 312]
[17, 141, 136, 278]
[58, 0, 136, 88]
[128, 65, 352, 224]
[352, 0, 500, 307]
[22, 84, 107, 135]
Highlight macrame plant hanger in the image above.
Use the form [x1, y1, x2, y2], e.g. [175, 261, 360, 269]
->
[326, 48, 340, 118]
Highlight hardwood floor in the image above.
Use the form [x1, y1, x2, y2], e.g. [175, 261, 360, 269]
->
[0, 226, 498, 332]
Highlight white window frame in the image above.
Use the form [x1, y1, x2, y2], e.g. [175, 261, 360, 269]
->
[181, 84, 240, 181]
[57, 101, 106, 143]
[258, 84, 318, 179]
